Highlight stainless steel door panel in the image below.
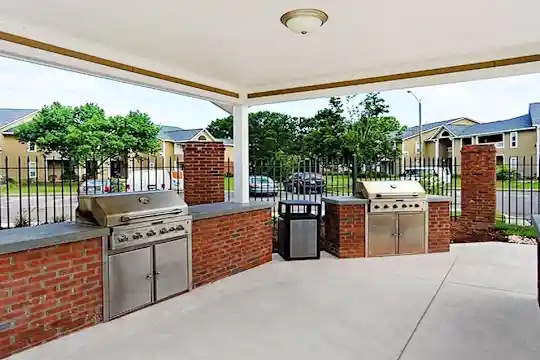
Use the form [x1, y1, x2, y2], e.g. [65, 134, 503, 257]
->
[368, 214, 397, 256]
[289, 219, 318, 258]
[155, 238, 189, 300]
[398, 213, 425, 255]
[108, 247, 152, 318]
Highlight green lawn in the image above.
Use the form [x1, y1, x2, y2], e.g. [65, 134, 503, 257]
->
[0, 183, 79, 195]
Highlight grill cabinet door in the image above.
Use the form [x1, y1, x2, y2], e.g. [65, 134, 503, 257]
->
[108, 247, 153, 318]
[398, 213, 425, 255]
[368, 214, 397, 256]
[155, 237, 190, 301]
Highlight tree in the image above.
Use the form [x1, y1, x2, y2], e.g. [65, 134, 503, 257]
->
[206, 116, 233, 139]
[343, 93, 406, 165]
[300, 97, 348, 159]
[15, 103, 161, 173]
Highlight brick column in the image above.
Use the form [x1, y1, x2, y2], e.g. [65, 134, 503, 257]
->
[428, 201, 451, 252]
[183, 142, 225, 206]
[454, 145, 496, 243]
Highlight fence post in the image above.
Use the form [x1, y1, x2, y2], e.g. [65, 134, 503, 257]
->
[352, 154, 358, 195]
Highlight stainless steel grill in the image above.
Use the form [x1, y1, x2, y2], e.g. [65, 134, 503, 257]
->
[358, 181, 428, 257]
[76, 191, 192, 320]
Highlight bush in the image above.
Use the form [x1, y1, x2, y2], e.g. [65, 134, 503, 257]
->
[420, 174, 444, 195]
[14, 214, 30, 228]
[496, 165, 519, 180]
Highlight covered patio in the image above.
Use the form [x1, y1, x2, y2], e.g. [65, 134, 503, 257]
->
[1, 1, 540, 202]
[10, 243, 540, 360]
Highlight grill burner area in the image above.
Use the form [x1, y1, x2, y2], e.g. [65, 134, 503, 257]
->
[76, 191, 192, 320]
[358, 181, 428, 257]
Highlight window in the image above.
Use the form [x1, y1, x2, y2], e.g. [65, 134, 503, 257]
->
[149, 160, 155, 169]
[174, 143, 183, 155]
[198, 135, 207, 141]
[415, 142, 420, 154]
[27, 142, 36, 152]
[441, 131, 449, 137]
[28, 161, 37, 178]
[510, 131, 518, 148]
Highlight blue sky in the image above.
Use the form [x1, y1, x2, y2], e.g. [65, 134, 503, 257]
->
[1, 56, 539, 129]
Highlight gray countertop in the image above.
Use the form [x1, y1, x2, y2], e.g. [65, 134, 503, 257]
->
[322, 195, 451, 205]
[189, 202, 274, 221]
[0, 222, 109, 255]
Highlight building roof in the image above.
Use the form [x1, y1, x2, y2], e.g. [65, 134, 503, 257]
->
[402, 118, 465, 139]
[530, 102, 540, 126]
[0, 108, 37, 128]
[453, 114, 533, 137]
[158, 125, 206, 142]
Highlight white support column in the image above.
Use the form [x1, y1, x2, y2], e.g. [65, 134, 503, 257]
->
[435, 139, 440, 160]
[233, 104, 249, 203]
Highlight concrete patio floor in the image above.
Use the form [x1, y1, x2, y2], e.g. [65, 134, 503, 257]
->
[10, 243, 540, 360]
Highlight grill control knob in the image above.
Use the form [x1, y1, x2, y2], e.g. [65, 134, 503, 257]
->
[176, 224, 185, 231]
[159, 228, 168, 234]
[374, 205, 380, 209]
[393, 204, 398, 209]
[133, 232, 143, 239]
[402, 204, 408, 208]
[169, 227, 176, 232]
[414, 204, 420, 208]
[383, 205, 389, 209]
[118, 235, 128, 243]
[147, 229, 156, 237]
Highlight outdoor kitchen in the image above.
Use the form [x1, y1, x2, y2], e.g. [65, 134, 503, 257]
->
[322, 180, 451, 258]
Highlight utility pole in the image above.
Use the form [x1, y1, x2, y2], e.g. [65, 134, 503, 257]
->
[407, 90, 422, 162]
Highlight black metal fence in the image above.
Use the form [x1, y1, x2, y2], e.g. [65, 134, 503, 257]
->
[2, 154, 537, 230]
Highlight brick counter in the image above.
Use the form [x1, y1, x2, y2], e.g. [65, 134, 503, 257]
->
[323, 202, 366, 258]
[428, 200, 451, 253]
[0, 238, 103, 358]
[191, 208, 273, 287]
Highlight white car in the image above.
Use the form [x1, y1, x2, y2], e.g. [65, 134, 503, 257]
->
[400, 167, 452, 184]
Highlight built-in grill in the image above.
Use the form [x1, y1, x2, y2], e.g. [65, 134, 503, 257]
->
[358, 180, 428, 257]
[76, 191, 192, 320]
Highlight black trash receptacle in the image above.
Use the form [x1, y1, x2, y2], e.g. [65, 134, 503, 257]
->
[278, 200, 321, 260]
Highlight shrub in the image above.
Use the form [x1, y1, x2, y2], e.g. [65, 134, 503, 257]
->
[496, 165, 519, 180]
[14, 214, 30, 228]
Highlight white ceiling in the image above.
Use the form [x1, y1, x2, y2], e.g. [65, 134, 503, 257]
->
[1, 0, 540, 102]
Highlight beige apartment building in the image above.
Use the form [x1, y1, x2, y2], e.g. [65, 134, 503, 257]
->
[401, 102, 540, 177]
[0, 109, 232, 182]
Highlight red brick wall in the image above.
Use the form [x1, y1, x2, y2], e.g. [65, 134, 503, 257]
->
[454, 145, 497, 243]
[428, 202, 451, 253]
[0, 239, 103, 358]
[191, 209, 272, 287]
[183, 142, 225, 206]
[323, 203, 365, 258]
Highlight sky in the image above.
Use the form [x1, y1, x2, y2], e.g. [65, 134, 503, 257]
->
[1, 56, 539, 129]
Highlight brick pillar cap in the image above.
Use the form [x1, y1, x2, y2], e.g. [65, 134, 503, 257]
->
[461, 144, 496, 153]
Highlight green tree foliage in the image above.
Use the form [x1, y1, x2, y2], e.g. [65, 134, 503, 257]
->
[15, 102, 160, 168]
[343, 93, 406, 165]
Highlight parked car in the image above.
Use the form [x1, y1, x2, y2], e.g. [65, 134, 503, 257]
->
[249, 175, 278, 196]
[284, 172, 325, 194]
[400, 167, 451, 184]
[79, 179, 125, 195]
[126, 169, 183, 192]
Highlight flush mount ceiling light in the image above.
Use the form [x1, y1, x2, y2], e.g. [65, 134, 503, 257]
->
[280, 9, 328, 35]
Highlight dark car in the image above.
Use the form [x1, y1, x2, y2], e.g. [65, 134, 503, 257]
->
[284, 172, 325, 194]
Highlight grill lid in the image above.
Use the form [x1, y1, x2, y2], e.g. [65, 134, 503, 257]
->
[76, 190, 188, 227]
[358, 180, 426, 199]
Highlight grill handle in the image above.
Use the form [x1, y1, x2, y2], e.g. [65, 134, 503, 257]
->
[120, 209, 183, 223]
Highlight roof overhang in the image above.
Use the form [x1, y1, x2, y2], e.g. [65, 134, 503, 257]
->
[455, 127, 536, 138]
[1, 1, 540, 105]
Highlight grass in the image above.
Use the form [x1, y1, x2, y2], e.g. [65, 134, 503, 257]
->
[0, 183, 79, 196]
[495, 222, 536, 238]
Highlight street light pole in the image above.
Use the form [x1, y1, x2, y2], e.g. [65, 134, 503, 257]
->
[407, 90, 422, 162]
